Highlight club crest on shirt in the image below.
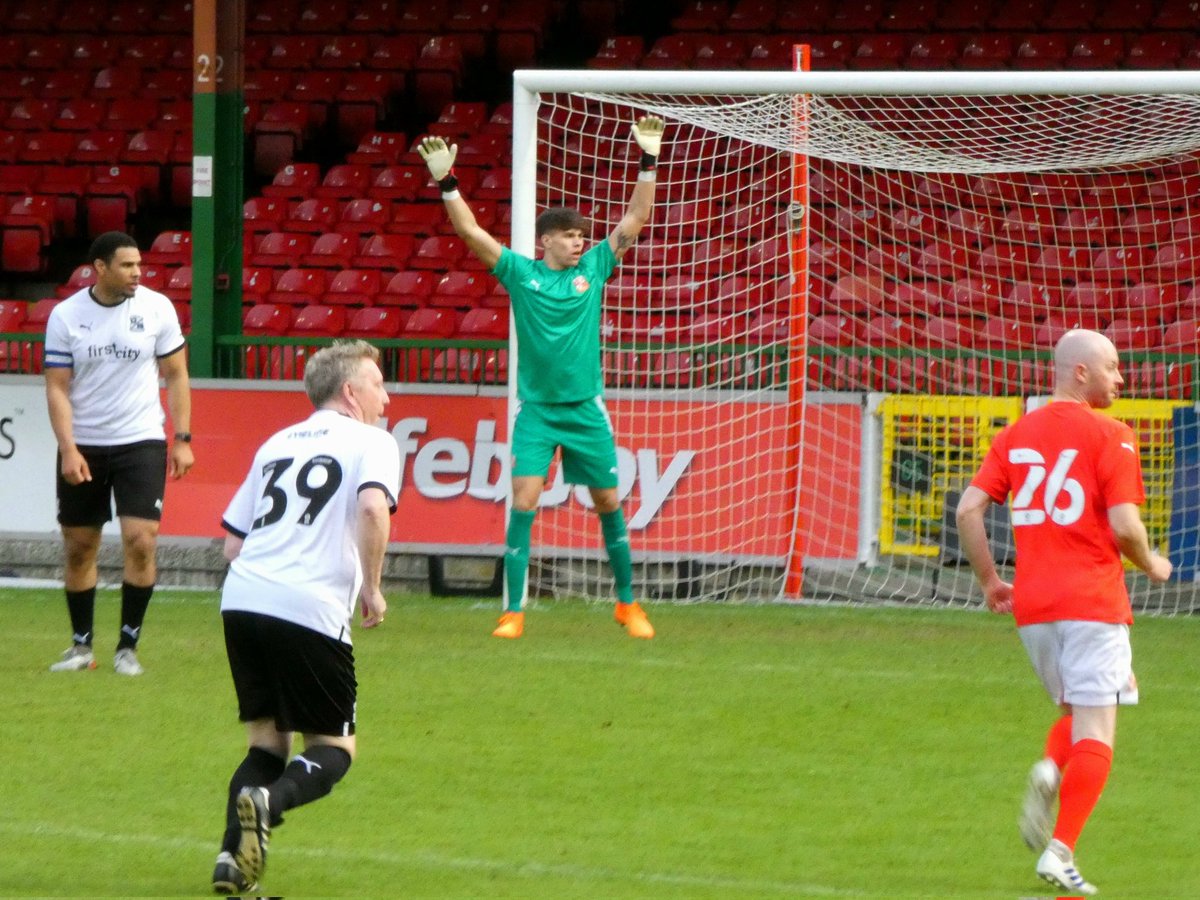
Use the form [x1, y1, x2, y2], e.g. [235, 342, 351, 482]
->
[572, 275, 590, 293]
[129, 314, 145, 333]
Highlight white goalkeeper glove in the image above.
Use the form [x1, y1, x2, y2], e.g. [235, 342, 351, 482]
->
[417, 136, 458, 184]
[631, 115, 665, 157]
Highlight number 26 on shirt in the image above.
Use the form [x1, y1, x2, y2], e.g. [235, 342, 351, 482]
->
[1009, 448, 1084, 527]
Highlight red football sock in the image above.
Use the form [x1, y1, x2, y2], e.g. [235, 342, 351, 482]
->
[1043, 715, 1073, 770]
[1052, 738, 1113, 850]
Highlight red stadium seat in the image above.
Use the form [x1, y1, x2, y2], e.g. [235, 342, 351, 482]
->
[345, 306, 407, 339]
[849, 34, 908, 69]
[336, 198, 391, 237]
[90, 66, 142, 101]
[430, 271, 491, 308]
[334, 72, 391, 145]
[377, 270, 437, 307]
[18, 131, 76, 164]
[367, 165, 424, 203]
[244, 197, 289, 235]
[21, 297, 63, 333]
[1124, 282, 1181, 324]
[241, 304, 292, 336]
[53, 97, 107, 132]
[1104, 317, 1162, 351]
[249, 231, 313, 269]
[0, 299, 28, 331]
[316, 34, 370, 68]
[1091, 247, 1150, 285]
[242, 267, 276, 305]
[1067, 33, 1125, 68]
[1002, 281, 1063, 318]
[313, 163, 373, 200]
[58, 264, 97, 298]
[978, 242, 1037, 281]
[266, 268, 329, 306]
[347, 132, 410, 167]
[1126, 32, 1186, 69]
[959, 34, 1015, 68]
[937, 278, 1004, 319]
[352, 233, 414, 270]
[1149, 240, 1200, 283]
[300, 232, 358, 269]
[1093, 0, 1151, 28]
[410, 235, 466, 270]
[906, 34, 960, 69]
[1012, 34, 1069, 69]
[325, 269, 383, 306]
[164, 266, 193, 303]
[282, 198, 339, 235]
[827, 274, 888, 316]
[142, 230, 192, 266]
[457, 306, 509, 339]
[401, 306, 459, 381]
[262, 163, 322, 200]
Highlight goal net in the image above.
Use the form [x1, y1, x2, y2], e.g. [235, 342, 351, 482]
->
[510, 69, 1200, 614]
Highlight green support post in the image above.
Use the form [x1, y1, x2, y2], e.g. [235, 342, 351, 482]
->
[190, 0, 245, 377]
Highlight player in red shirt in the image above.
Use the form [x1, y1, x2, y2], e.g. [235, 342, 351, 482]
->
[957, 329, 1171, 895]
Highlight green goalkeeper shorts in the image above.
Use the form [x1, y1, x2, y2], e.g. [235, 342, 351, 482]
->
[510, 398, 619, 488]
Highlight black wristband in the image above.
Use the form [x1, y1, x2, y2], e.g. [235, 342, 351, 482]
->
[174, 432, 192, 443]
[437, 173, 459, 192]
[639, 152, 657, 172]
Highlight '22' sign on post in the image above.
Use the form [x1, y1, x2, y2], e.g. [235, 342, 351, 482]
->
[1009, 448, 1084, 526]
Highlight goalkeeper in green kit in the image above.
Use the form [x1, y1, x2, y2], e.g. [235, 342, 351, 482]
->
[419, 115, 665, 639]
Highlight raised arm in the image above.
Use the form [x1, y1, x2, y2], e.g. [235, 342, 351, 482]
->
[609, 115, 665, 261]
[418, 136, 503, 270]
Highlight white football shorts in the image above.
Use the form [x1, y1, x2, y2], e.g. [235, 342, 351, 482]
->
[1018, 620, 1138, 707]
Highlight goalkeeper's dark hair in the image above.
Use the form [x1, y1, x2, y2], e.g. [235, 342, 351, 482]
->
[536, 207, 589, 238]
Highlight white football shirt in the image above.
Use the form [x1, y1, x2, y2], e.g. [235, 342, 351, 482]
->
[220, 409, 401, 643]
[43, 286, 185, 445]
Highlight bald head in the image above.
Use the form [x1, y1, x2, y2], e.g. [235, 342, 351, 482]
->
[1053, 329, 1122, 408]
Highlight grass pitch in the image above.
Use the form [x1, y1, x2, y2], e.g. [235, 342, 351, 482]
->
[1, 587, 1197, 899]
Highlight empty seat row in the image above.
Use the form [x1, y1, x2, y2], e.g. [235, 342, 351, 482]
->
[814, 237, 1200, 286]
[816, 274, 1200, 322]
[592, 30, 1200, 71]
[665, 0, 1198, 35]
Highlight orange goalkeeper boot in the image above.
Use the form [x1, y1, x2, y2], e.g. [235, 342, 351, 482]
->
[614, 601, 655, 639]
[492, 611, 524, 639]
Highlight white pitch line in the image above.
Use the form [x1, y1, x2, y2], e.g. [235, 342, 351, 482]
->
[0, 820, 865, 897]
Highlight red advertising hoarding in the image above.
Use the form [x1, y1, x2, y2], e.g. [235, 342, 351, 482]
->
[162, 386, 860, 560]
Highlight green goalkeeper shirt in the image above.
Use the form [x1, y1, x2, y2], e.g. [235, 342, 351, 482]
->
[492, 241, 617, 404]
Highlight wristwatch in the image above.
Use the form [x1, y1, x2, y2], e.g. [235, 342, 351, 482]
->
[174, 432, 192, 443]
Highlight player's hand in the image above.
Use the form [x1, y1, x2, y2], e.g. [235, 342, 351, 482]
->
[169, 441, 194, 479]
[417, 136, 458, 182]
[1147, 554, 1173, 583]
[360, 587, 388, 628]
[984, 579, 1014, 615]
[60, 446, 91, 485]
[631, 115, 665, 157]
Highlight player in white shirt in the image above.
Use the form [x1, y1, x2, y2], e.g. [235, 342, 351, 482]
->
[43, 231, 194, 676]
[211, 340, 400, 895]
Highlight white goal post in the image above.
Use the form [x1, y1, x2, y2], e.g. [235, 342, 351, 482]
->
[508, 68, 1200, 613]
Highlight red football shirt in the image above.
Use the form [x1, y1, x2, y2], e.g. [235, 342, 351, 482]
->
[972, 401, 1145, 625]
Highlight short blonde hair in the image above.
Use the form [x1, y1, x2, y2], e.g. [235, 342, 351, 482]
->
[303, 340, 381, 407]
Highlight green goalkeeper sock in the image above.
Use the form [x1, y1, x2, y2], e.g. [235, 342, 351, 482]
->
[600, 508, 634, 605]
[504, 509, 536, 613]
